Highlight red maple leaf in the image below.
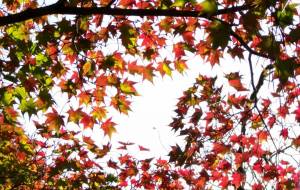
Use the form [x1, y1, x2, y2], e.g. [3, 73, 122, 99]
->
[294, 106, 300, 122]
[138, 145, 150, 151]
[80, 114, 94, 129]
[278, 105, 289, 118]
[182, 31, 194, 45]
[280, 128, 289, 139]
[225, 72, 248, 91]
[101, 118, 116, 138]
[232, 172, 244, 188]
[219, 175, 229, 188]
[173, 43, 185, 58]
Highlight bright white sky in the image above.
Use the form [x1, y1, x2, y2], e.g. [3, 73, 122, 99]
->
[110, 57, 205, 158]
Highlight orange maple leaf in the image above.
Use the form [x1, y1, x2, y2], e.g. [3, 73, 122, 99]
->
[45, 108, 64, 131]
[101, 118, 116, 139]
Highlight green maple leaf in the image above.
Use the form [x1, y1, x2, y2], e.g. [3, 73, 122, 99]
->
[1, 90, 14, 106]
[275, 58, 299, 83]
[208, 20, 230, 49]
[199, 0, 217, 16]
[19, 98, 37, 117]
[14, 87, 28, 100]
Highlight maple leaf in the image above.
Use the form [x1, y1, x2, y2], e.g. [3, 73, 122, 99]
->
[140, 33, 155, 48]
[219, 175, 229, 188]
[120, 79, 138, 95]
[292, 135, 300, 148]
[68, 108, 84, 123]
[182, 31, 194, 45]
[119, 154, 132, 165]
[189, 108, 202, 125]
[294, 106, 300, 122]
[120, 22, 138, 54]
[207, 20, 229, 49]
[257, 131, 268, 143]
[82, 61, 92, 76]
[228, 46, 244, 59]
[227, 94, 246, 109]
[119, 180, 128, 187]
[157, 61, 172, 77]
[174, 60, 188, 74]
[253, 160, 263, 173]
[232, 172, 244, 188]
[173, 43, 185, 58]
[263, 164, 278, 181]
[45, 108, 64, 131]
[142, 63, 155, 82]
[225, 72, 248, 91]
[128, 61, 142, 74]
[198, 0, 217, 16]
[117, 141, 134, 150]
[261, 98, 271, 108]
[16, 151, 26, 162]
[207, 50, 221, 66]
[212, 143, 230, 155]
[93, 88, 106, 103]
[101, 118, 117, 139]
[93, 143, 111, 158]
[277, 105, 289, 118]
[252, 183, 264, 190]
[80, 114, 94, 129]
[78, 91, 91, 105]
[280, 128, 289, 139]
[111, 95, 131, 114]
[267, 116, 276, 128]
[217, 160, 231, 171]
[92, 106, 107, 121]
[4, 107, 19, 122]
[138, 145, 150, 151]
[119, 0, 135, 7]
[107, 159, 119, 169]
[96, 74, 108, 87]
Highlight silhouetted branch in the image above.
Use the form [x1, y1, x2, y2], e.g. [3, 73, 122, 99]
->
[250, 64, 274, 101]
[0, 3, 252, 26]
[229, 30, 271, 60]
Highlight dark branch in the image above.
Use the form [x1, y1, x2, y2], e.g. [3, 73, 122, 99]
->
[229, 30, 271, 60]
[250, 64, 274, 101]
[229, 29, 276, 102]
[248, 53, 257, 102]
[0, 3, 252, 26]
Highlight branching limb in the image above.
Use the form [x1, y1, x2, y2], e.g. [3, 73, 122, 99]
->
[229, 30, 271, 60]
[0, 3, 252, 26]
[248, 53, 256, 101]
[250, 64, 274, 101]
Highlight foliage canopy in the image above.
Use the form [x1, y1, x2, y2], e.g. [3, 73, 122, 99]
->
[0, 0, 300, 189]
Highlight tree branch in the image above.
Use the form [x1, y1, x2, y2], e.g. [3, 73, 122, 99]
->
[0, 3, 252, 26]
[229, 30, 271, 60]
[250, 64, 274, 101]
